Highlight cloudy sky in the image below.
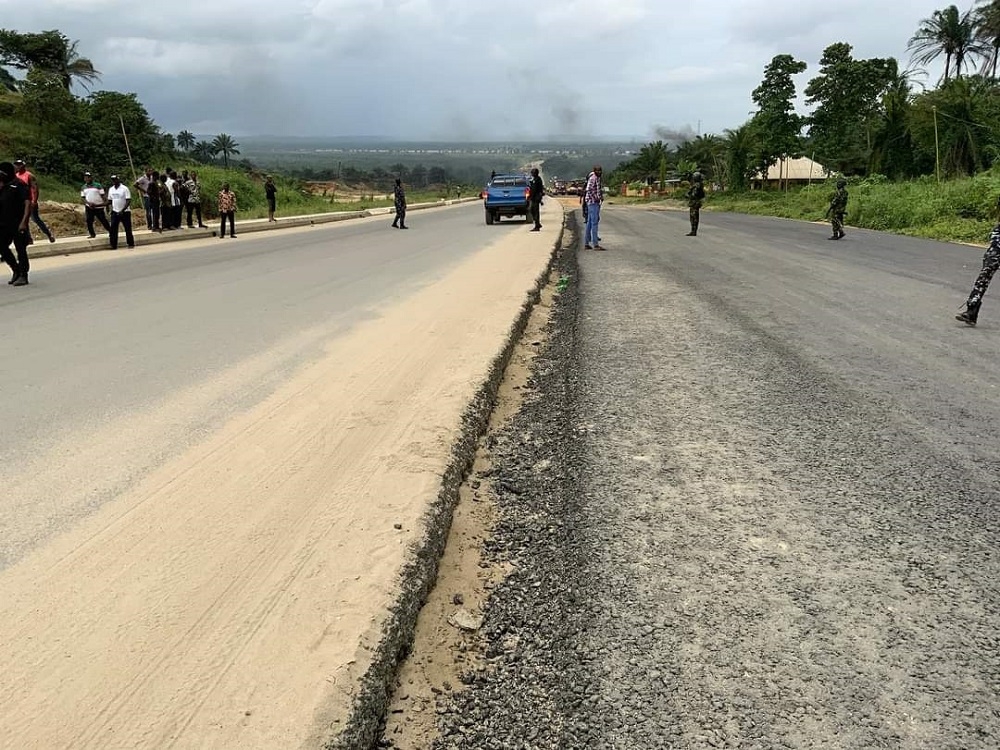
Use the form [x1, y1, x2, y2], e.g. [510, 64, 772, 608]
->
[7, 0, 951, 140]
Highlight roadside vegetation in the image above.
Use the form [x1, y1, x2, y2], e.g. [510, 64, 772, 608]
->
[605, 1, 1000, 245]
[0, 27, 478, 233]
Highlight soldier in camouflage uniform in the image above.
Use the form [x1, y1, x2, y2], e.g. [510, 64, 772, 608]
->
[956, 205, 1000, 326]
[827, 179, 848, 240]
[391, 178, 408, 229]
[685, 171, 705, 236]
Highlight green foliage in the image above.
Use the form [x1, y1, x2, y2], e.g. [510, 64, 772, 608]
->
[722, 123, 757, 190]
[908, 5, 984, 82]
[909, 76, 1000, 176]
[0, 29, 99, 90]
[176, 130, 195, 151]
[211, 134, 240, 168]
[751, 54, 808, 175]
[710, 171, 1000, 243]
[805, 43, 897, 175]
[977, 0, 1000, 77]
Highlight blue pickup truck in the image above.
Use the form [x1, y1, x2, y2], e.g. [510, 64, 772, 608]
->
[482, 174, 531, 225]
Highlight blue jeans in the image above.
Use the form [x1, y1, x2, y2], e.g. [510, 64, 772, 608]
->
[585, 201, 601, 246]
[30, 204, 51, 238]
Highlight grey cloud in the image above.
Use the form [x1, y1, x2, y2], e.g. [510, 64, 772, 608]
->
[9, 0, 955, 139]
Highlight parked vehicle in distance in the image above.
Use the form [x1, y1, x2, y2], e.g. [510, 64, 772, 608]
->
[482, 174, 531, 225]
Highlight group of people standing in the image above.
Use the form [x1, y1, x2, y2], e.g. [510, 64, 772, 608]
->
[130, 167, 209, 233]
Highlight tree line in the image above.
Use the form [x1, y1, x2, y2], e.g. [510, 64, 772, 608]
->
[611, 1, 1000, 191]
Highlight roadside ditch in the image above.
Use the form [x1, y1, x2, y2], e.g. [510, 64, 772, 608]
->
[369, 215, 579, 750]
[326, 213, 575, 750]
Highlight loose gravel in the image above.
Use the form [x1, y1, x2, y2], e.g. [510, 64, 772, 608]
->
[424, 208, 1000, 750]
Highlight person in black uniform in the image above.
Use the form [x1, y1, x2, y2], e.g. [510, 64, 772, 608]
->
[391, 179, 408, 229]
[265, 175, 277, 222]
[528, 167, 544, 231]
[0, 161, 31, 286]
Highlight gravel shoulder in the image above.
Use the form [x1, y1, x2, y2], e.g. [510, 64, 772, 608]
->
[422, 206, 1000, 749]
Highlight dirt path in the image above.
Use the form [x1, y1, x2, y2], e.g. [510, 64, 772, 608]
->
[0, 204, 562, 749]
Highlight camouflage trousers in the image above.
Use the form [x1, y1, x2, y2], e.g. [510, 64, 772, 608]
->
[689, 205, 701, 233]
[831, 212, 845, 236]
[965, 246, 1000, 320]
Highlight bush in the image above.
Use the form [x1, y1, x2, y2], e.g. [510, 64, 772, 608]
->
[708, 173, 1000, 244]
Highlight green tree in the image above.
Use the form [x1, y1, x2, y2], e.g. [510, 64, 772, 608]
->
[805, 43, 897, 175]
[53, 38, 100, 91]
[909, 75, 1000, 175]
[0, 30, 99, 90]
[975, 0, 1000, 77]
[869, 70, 922, 178]
[722, 122, 757, 190]
[677, 134, 725, 179]
[0, 67, 18, 92]
[18, 66, 77, 127]
[908, 5, 984, 82]
[177, 130, 196, 151]
[212, 133, 240, 168]
[193, 140, 216, 163]
[750, 54, 808, 187]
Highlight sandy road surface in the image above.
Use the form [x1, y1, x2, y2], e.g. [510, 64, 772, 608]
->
[432, 207, 1000, 749]
[0, 202, 560, 748]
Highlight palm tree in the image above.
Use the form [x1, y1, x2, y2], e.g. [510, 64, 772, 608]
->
[193, 140, 217, 163]
[53, 38, 100, 91]
[908, 5, 985, 81]
[177, 130, 196, 151]
[211, 133, 240, 168]
[722, 123, 756, 190]
[975, 0, 1000, 76]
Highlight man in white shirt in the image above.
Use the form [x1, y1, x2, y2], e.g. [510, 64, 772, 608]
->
[80, 171, 111, 238]
[164, 171, 180, 229]
[106, 175, 135, 250]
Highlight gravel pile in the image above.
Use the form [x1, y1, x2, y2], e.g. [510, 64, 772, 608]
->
[425, 210, 1000, 750]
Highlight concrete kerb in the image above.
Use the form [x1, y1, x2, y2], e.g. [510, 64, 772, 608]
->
[325, 207, 568, 750]
[29, 197, 485, 260]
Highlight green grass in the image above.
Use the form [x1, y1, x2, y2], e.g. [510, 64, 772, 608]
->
[702, 172, 1000, 245]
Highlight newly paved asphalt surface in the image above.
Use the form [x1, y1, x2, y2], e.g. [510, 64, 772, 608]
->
[434, 208, 1000, 749]
[0, 204, 528, 570]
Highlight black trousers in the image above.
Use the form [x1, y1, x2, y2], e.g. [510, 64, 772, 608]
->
[186, 202, 203, 227]
[149, 202, 161, 231]
[109, 210, 134, 249]
[86, 205, 111, 237]
[530, 199, 542, 227]
[0, 228, 29, 278]
[393, 207, 406, 227]
[220, 211, 236, 237]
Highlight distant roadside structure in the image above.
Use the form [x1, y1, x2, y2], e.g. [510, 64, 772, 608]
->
[753, 156, 830, 190]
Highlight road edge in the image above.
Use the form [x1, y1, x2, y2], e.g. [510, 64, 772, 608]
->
[324, 211, 568, 750]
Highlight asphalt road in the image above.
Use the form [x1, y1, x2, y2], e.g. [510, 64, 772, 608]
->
[0, 204, 529, 571]
[434, 207, 1000, 749]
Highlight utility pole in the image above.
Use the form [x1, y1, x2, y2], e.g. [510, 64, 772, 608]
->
[932, 106, 941, 183]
